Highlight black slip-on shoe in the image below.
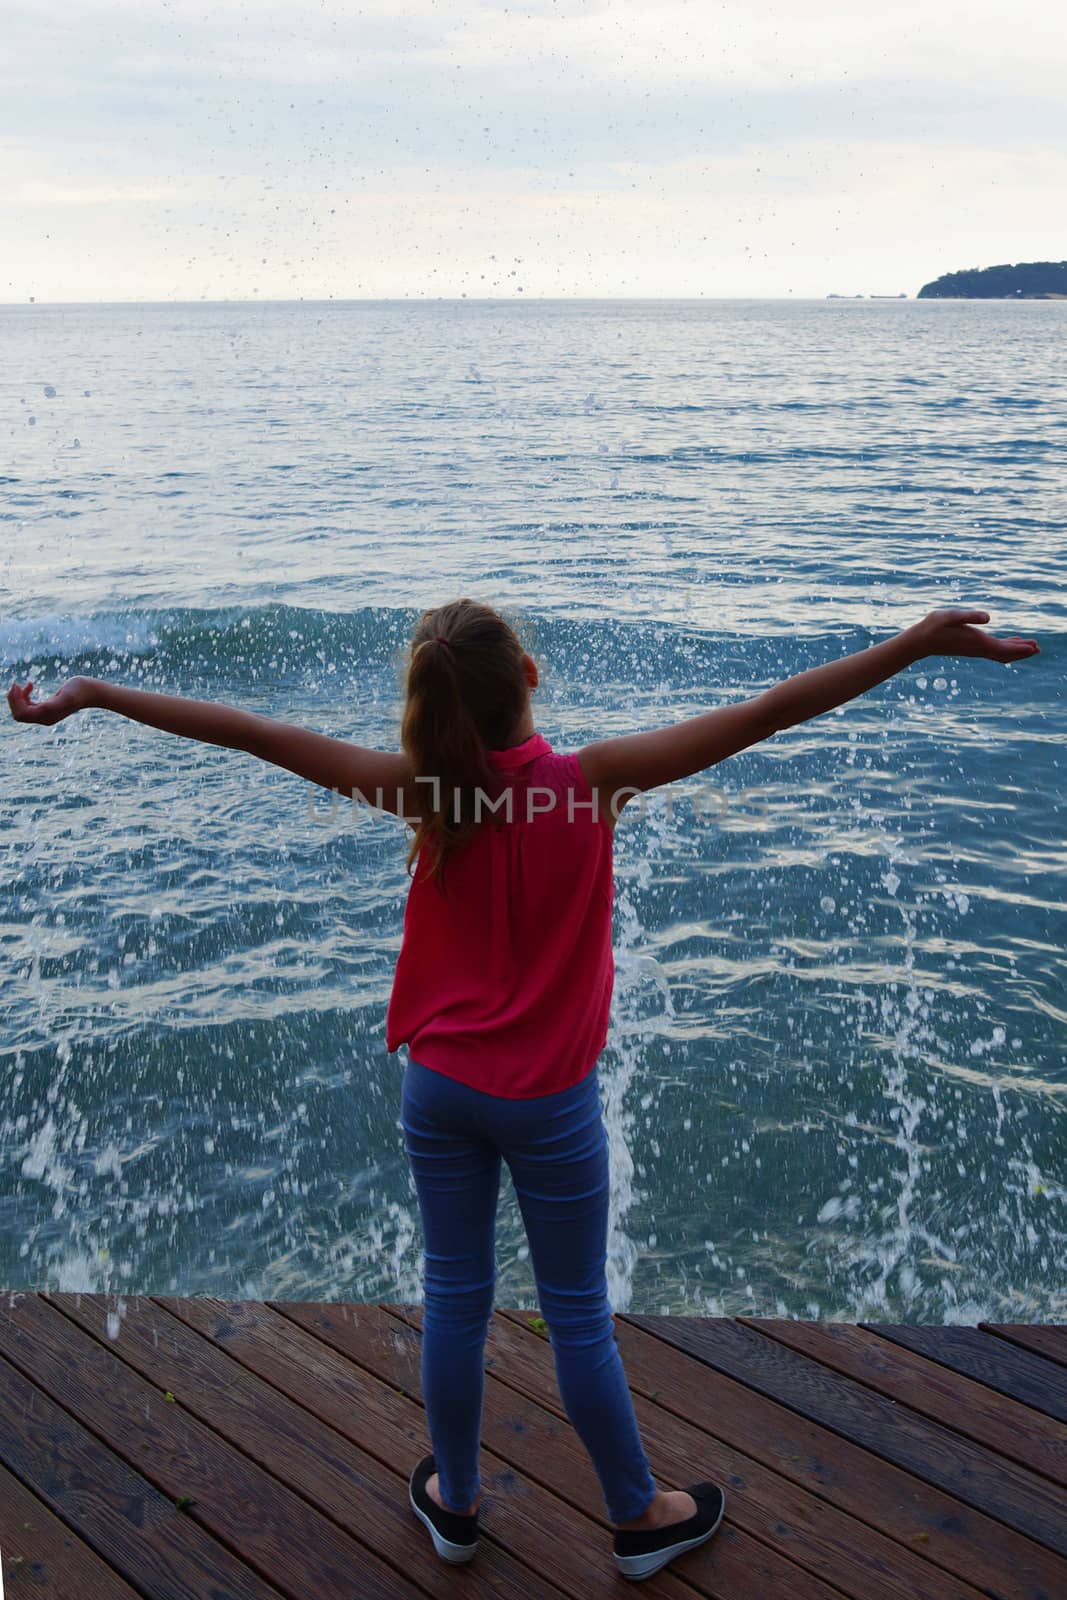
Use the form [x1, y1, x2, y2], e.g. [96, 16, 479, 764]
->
[408, 1453, 479, 1564]
[613, 1484, 726, 1580]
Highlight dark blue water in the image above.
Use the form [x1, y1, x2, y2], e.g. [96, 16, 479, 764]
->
[2, 299, 1064, 1319]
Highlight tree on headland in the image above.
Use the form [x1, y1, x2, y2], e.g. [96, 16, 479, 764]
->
[917, 261, 1067, 298]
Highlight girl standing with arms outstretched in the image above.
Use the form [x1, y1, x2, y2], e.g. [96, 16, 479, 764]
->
[8, 600, 1039, 1581]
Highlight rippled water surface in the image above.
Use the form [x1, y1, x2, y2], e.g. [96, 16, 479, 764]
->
[2, 299, 1064, 1319]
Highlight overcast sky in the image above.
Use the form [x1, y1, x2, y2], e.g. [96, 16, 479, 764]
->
[3, 0, 1065, 301]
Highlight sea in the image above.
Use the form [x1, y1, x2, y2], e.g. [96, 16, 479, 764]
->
[1, 297, 1064, 1321]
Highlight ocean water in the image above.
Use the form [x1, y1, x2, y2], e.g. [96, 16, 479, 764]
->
[1, 297, 1064, 1322]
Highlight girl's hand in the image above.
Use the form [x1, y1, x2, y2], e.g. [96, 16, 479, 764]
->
[6, 676, 96, 726]
[916, 609, 1040, 663]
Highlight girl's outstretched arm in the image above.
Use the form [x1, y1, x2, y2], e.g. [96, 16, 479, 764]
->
[578, 609, 1040, 805]
[6, 676, 414, 816]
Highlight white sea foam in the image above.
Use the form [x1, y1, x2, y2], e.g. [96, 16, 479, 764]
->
[0, 613, 161, 667]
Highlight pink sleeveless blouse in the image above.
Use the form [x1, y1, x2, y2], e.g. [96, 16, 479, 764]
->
[385, 732, 614, 1097]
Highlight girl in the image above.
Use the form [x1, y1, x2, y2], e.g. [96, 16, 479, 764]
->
[7, 600, 1039, 1582]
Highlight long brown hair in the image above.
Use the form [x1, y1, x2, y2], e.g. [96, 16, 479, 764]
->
[401, 598, 531, 883]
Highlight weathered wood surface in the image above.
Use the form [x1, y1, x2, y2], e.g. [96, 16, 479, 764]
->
[0, 1294, 1063, 1600]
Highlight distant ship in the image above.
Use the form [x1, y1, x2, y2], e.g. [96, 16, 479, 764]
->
[826, 293, 907, 299]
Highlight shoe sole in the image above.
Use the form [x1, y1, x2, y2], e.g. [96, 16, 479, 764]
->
[613, 1494, 726, 1580]
[409, 1485, 479, 1564]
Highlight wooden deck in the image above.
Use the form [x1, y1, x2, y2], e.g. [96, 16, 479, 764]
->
[1, 1296, 1065, 1599]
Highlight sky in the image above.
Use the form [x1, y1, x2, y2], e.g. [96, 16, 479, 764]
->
[3, 0, 1066, 301]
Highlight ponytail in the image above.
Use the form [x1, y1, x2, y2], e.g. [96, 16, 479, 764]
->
[401, 599, 529, 884]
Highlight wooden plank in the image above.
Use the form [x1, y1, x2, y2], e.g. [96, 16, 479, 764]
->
[0, 1290, 421, 1600]
[56, 1290, 557, 1600]
[0, 1347, 281, 1600]
[742, 1318, 1067, 1488]
[491, 1306, 1066, 1600]
[0, 1459, 143, 1600]
[981, 1324, 1067, 1369]
[622, 1313, 1067, 1561]
[275, 1299, 837, 1600]
[867, 1324, 1067, 1423]
[406, 1304, 998, 1600]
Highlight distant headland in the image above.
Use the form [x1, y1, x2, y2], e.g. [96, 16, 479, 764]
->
[917, 261, 1067, 299]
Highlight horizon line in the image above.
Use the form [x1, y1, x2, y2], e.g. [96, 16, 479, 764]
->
[1, 293, 924, 309]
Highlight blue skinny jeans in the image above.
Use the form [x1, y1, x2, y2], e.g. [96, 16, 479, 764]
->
[400, 1055, 658, 1525]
